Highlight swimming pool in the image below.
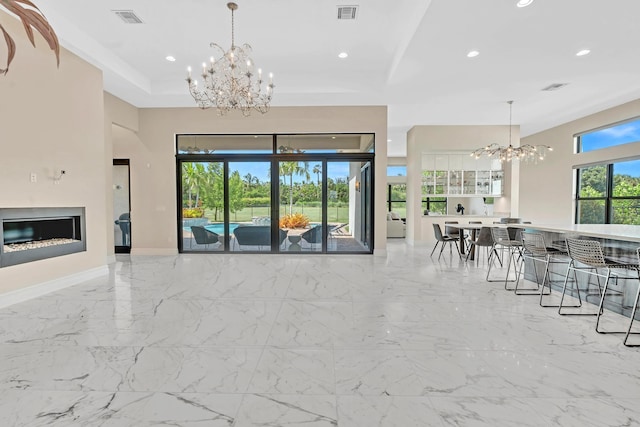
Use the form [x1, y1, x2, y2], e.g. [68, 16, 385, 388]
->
[184, 223, 240, 235]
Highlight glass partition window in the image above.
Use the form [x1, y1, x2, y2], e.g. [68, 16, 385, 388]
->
[277, 134, 373, 154]
[611, 160, 640, 224]
[387, 184, 406, 219]
[423, 197, 447, 215]
[177, 135, 273, 154]
[575, 159, 640, 224]
[577, 118, 640, 153]
[387, 166, 406, 177]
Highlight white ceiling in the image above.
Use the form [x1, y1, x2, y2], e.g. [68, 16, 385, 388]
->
[34, 0, 640, 157]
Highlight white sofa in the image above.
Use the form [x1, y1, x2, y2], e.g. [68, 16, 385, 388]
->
[386, 212, 406, 238]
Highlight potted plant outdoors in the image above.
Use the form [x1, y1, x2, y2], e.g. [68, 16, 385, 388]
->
[279, 213, 310, 230]
[1, 0, 60, 75]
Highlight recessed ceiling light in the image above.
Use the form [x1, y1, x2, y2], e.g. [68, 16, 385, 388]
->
[576, 49, 591, 57]
[165, 55, 176, 62]
[338, 52, 348, 59]
[516, 0, 534, 7]
[387, 139, 392, 143]
[467, 50, 480, 58]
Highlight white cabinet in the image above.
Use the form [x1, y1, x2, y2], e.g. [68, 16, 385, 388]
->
[421, 153, 503, 196]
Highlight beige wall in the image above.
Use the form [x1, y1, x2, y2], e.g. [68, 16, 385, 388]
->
[406, 125, 516, 245]
[0, 11, 107, 293]
[520, 98, 640, 224]
[112, 106, 387, 254]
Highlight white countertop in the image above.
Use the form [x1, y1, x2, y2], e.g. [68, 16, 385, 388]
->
[517, 224, 640, 243]
[422, 215, 503, 218]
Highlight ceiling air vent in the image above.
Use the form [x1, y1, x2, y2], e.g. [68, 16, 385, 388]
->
[112, 10, 144, 24]
[541, 83, 569, 92]
[337, 5, 358, 20]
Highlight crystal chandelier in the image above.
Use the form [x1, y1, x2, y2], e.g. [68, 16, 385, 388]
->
[186, 2, 274, 116]
[470, 101, 552, 163]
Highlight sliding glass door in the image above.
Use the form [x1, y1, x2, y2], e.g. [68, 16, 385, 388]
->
[326, 160, 371, 252]
[181, 161, 224, 252]
[279, 160, 323, 252]
[229, 161, 272, 252]
[177, 134, 374, 254]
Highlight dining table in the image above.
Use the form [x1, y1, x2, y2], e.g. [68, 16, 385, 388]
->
[455, 224, 484, 260]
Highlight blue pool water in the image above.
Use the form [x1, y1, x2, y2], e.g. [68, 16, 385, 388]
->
[184, 223, 240, 235]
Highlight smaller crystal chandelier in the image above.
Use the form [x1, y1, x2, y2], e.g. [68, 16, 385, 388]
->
[470, 101, 552, 163]
[186, 2, 274, 116]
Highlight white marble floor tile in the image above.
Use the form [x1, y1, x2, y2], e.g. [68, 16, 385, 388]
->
[337, 395, 445, 427]
[249, 348, 335, 394]
[267, 301, 353, 348]
[0, 389, 242, 426]
[531, 397, 640, 427]
[153, 300, 282, 347]
[0, 344, 136, 392]
[407, 350, 521, 397]
[234, 394, 337, 427]
[334, 350, 426, 396]
[428, 396, 548, 427]
[121, 347, 263, 393]
[2, 240, 640, 425]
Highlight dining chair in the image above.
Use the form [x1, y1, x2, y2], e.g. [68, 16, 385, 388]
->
[431, 223, 460, 260]
[465, 226, 500, 266]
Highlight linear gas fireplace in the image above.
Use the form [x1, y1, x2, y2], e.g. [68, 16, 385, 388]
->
[0, 207, 86, 268]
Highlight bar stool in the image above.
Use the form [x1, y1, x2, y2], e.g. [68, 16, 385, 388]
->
[622, 248, 640, 346]
[488, 227, 522, 287]
[560, 238, 635, 316]
[515, 232, 570, 301]
[594, 247, 640, 345]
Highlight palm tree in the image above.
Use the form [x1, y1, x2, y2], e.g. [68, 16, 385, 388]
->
[280, 161, 310, 215]
[312, 164, 321, 197]
[1, 0, 60, 74]
[183, 163, 197, 207]
[183, 163, 206, 208]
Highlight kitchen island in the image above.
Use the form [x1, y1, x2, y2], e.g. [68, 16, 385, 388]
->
[515, 224, 640, 317]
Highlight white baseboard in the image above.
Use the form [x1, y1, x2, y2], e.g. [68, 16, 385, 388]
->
[373, 248, 387, 257]
[131, 248, 179, 256]
[0, 265, 109, 309]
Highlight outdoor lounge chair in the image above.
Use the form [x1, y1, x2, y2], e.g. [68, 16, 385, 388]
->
[233, 225, 288, 250]
[190, 225, 220, 249]
[301, 225, 323, 250]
